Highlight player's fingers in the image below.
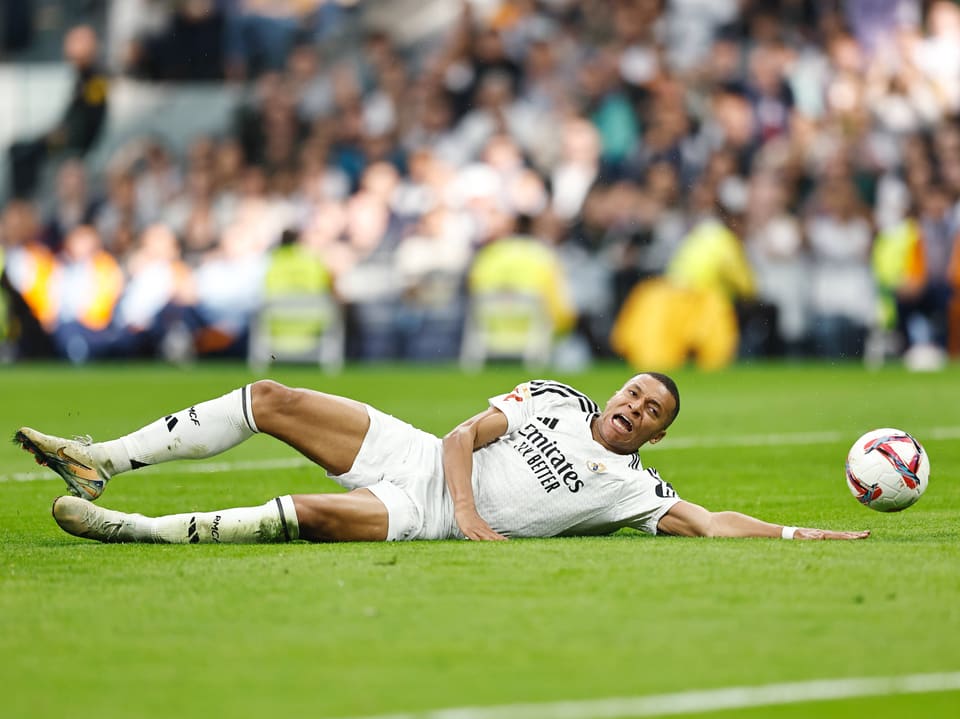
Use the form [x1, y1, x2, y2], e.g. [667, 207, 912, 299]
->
[478, 527, 507, 541]
[834, 530, 871, 540]
[468, 531, 507, 541]
[464, 523, 507, 541]
[794, 528, 870, 540]
[816, 529, 871, 540]
[475, 522, 506, 540]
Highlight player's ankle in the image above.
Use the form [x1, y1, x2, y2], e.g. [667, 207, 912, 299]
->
[92, 439, 133, 476]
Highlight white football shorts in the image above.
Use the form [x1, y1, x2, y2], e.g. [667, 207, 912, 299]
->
[328, 405, 453, 541]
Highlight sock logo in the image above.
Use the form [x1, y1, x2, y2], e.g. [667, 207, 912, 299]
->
[187, 516, 199, 543]
[165, 415, 179, 432]
[210, 514, 221, 543]
[188, 407, 200, 426]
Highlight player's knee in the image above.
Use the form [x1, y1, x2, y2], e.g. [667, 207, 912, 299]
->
[250, 380, 299, 426]
[293, 495, 346, 542]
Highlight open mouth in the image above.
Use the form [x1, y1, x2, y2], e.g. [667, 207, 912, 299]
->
[612, 414, 633, 433]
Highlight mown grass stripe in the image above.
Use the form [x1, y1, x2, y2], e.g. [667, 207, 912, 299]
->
[4, 426, 959, 482]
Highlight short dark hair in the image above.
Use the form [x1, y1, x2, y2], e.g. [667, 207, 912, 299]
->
[643, 371, 680, 426]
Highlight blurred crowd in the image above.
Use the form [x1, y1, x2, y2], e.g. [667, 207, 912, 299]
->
[2, 0, 960, 368]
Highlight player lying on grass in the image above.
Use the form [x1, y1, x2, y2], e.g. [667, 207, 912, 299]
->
[15, 373, 869, 543]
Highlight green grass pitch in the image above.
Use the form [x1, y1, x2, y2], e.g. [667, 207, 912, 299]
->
[1, 362, 958, 719]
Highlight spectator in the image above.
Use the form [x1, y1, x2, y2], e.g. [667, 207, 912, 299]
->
[576, 47, 639, 171]
[465, 227, 577, 366]
[395, 206, 472, 360]
[516, 22, 570, 115]
[123, 0, 225, 81]
[162, 166, 222, 264]
[105, 0, 170, 74]
[895, 184, 957, 357]
[228, 164, 297, 254]
[805, 177, 877, 358]
[744, 170, 808, 354]
[235, 72, 310, 171]
[250, 226, 337, 362]
[744, 43, 797, 144]
[95, 170, 142, 259]
[49, 225, 125, 364]
[106, 224, 196, 359]
[456, 69, 547, 169]
[135, 140, 183, 224]
[225, 0, 320, 81]
[914, 0, 960, 116]
[300, 197, 349, 275]
[610, 182, 756, 371]
[401, 91, 471, 168]
[285, 42, 334, 120]
[871, 205, 922, 362]
[0, 200, 56, 358]
[190, 223, 269, 356]
[42, 159, 100, 254]
[550, 117, 601, 221]
[7, 25, 108, 199]
[335, 190, 405, 359]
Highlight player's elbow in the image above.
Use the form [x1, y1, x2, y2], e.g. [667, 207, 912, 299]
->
[683, 511, 723, 537]
[442, 423, 475, 448]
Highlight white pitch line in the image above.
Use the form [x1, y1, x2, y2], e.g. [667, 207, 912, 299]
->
[647, 425, 960, 450]
[329, 671, 960, 719]
[0, 456, 315, 483]
[3, 426, 959, 483]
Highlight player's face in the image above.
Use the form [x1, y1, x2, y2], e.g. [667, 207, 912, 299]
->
[592, 375, 676, 454]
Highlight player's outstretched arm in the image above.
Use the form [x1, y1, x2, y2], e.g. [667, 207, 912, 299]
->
[657, 501, 870, 540]
[442, 407, 510, 541]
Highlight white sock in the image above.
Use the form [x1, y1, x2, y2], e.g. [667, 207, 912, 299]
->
[120, 496, 299, 544]
[94, 386, 259, 475]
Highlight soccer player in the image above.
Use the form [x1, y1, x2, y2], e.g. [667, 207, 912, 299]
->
[15, 374, 869, 543]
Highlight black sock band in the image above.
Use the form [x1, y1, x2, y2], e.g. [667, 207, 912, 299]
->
[275, 497, 291, 542]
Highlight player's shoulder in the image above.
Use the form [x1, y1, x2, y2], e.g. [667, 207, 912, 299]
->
[525, 379, 601, 414]
[624, 464, 679, 498]
[600, 450, 646, 475]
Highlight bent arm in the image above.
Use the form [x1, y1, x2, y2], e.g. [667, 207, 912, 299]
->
[442, 406, 510, 541]
[657, 501, 870, 540]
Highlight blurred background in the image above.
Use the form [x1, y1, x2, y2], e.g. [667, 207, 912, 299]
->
[1, 0, 958, 373]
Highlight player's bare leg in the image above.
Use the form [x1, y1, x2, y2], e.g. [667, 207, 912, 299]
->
[52, 488, 388, 543]
[291, 490, 388, 541]
[249, 380, 370, 476]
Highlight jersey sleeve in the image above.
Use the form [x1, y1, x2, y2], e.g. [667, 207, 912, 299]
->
[489, 379, 600, 434]
[488, 381, 537, 434]
[616, 467, 683, 535]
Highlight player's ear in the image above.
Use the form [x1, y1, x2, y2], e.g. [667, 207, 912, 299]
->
[648, 431, 666, 445]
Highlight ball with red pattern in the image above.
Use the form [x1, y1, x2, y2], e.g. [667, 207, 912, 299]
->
[845, 428, 930, 512]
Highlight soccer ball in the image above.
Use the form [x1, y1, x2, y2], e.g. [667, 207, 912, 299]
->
[845, 428, 929, 512]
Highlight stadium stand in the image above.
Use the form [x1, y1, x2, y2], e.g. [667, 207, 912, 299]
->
[2, 0, 960, 369]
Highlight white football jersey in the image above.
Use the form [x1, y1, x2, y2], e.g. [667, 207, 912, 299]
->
[469, 380, 682, 538]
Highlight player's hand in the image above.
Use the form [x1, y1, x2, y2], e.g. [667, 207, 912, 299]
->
[793, 528, 871, 540]
[455, 507, 507, 541]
